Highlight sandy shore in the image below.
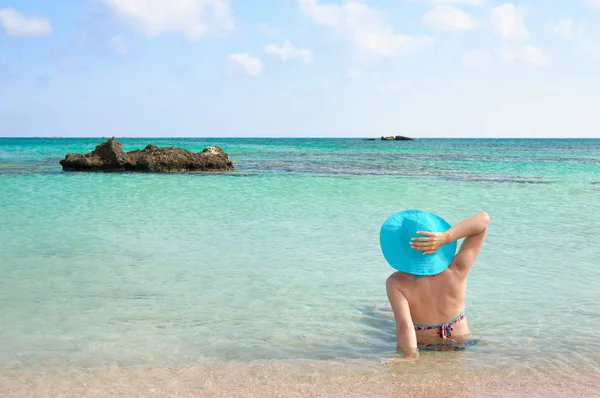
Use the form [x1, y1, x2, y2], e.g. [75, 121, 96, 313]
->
[1, 359, 599, 398]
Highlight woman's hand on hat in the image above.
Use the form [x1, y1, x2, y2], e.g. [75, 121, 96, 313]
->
[410, 231, 449, 255]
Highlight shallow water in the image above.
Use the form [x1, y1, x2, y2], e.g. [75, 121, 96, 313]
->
[1, 138, 599, 392]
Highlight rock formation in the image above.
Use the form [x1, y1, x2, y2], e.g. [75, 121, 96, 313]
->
[60, 138, 234, 172]
[381, 136, 414, 141]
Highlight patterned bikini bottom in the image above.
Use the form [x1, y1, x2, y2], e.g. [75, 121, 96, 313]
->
[414, 311, 481, 351]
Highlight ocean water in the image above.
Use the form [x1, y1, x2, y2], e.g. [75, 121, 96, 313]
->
[1, 138, 600, 395]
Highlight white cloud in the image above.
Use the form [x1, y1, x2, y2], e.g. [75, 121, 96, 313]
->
[491, 3, 529, 39]
[111, 35, 129, 55]
[586, 0, 600, 7]
[98, 0, 234, 40]
[348, 68, 362, 81]
[298, 0, 433, 58]
[420, 0, 482, 5]
[502, 46, 550, 67]
[520, 46, 551, 67]
[0, 8, 53, 37]
[422, 5, 479, 31]
[547, 19, 586, 40]
[463, 50, 492, 68]
[228, 53, 263, 76]
[265, 41, 312, 62]
[547, 19, 597, 56]
[501, 49, 517, 62]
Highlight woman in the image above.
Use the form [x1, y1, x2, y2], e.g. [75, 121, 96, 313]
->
[380, 210, 490, 360]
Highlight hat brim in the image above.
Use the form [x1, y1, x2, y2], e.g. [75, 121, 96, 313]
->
[380, 210, 457, 276]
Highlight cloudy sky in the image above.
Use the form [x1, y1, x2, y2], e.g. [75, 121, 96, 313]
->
[1, 0, 599, 138]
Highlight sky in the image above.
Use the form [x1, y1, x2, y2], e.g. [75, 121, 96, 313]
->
[1, 0, 600, 138]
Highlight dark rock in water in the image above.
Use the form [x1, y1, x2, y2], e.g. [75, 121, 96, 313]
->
[381, 135, 414, 141]
[59, 137, 234, 172]
[362, 138, 376, 141]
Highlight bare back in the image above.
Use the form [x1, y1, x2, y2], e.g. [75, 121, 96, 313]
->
[389, 267, 470, 338]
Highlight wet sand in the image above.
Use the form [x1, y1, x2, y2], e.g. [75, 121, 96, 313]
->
[1, 359, 598, 398]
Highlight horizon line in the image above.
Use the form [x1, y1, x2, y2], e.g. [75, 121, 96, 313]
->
[1, 136, 599, 140]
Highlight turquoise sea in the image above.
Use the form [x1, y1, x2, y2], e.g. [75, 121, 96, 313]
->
[1, 138, 600, 396]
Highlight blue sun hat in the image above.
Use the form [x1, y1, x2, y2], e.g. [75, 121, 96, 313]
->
[380, 210, 457, 276]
